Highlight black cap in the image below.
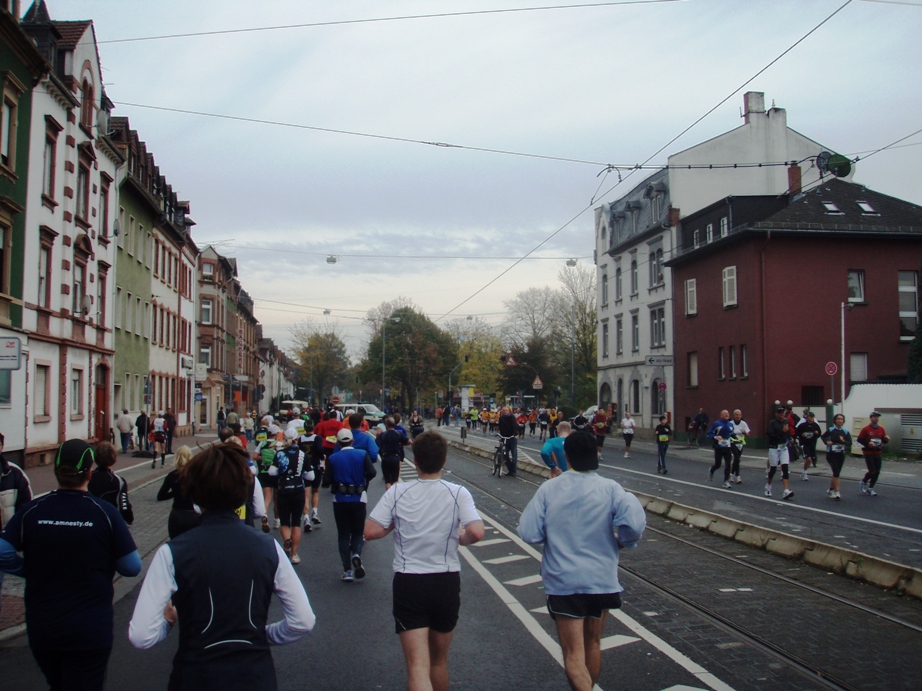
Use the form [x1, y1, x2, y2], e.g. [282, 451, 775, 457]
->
[775, 406, 786, 413]
[806, 411, 815, 417]
[55, 439, 95, 473]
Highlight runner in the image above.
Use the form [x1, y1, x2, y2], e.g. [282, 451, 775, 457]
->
[157, 446, 202, 539]
[729, 409, 750, 484]
[707, 410, 735, 489]
[151, 411, 167, 468]
[540, 421, 571, 475]
[254, 418, 282, 531]
[87, 441, 134, 524]
[765, 406, 795, 500]
[516, 410, 528, 440]
[653, 415, 671, 474]
[821, 413, 851, 500]
[590, 408, 609, 460]
[270, 429, 314, 564]
[857, 411, 890, 496]
[797, 411, 822, 481]
[538, 408, 550, 441]
[364, 430, 485, 691]
[408, 409, 425, 439]
[378, 417, 410, 490]
[528, 410, 538, 437]
[296, 421, 324, 532]
[619, 411, 635, 458]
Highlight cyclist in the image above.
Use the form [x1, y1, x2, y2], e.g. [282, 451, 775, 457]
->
[497, 407, 519, 477]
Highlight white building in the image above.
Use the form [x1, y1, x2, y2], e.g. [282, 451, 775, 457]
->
[595, 92, 852, 431]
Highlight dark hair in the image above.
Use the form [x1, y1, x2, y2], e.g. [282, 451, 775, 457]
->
[564, 431, 599, 471]
[182, 442, 252, 511]
[324, 411, 333, 421]
[94, 442, 118, 469]
[393, 413, 402, 424]
[348, 412, 364, 429]
[55, 467, 89, 488]
[231, 422, 242, 434]
[413, 431, 448, 474]
[218, 426, 236, 442]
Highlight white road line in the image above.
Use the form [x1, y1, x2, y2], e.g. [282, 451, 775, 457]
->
[598, 462, 922, 536]
[611, 610, 736, 691]
[473, 538, 511, 548]
[600, 634, 641, 650]
[483, 554, 532, 565]
[504, 574, 544, 587]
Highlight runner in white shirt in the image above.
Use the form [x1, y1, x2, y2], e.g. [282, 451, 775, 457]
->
[620, 412, 636, 458]
[365, 430, 485, 691]
[729, 409, 751, 484]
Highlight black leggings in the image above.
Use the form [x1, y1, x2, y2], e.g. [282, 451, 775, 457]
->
[710, 447, 732, 481]
[826, 453, 845, 478]
[731, 445, 743, 476]
[768, 464, 790, 481]
[863, 454, 882, 487]
[333, 502, 366, 571]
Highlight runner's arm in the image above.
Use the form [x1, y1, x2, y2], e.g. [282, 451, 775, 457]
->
[266, 542, 315, 645]
[128, 544, 176, 648]
[0, 536, 23, 575]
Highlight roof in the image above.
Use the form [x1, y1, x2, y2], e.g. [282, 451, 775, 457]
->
[51, 20, 91, 49]
[763, 178, 922, 229]
[22, 0, 51, 24]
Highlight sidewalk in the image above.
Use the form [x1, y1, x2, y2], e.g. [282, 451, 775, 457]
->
[0, 431, 221, 642]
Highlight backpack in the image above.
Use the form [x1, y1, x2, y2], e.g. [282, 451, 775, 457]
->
[277, 446, 305, 495]
[258, 442, 277, 473]
[255, 426, 270, 444]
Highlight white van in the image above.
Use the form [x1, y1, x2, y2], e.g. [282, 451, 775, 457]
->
[333, 403, 385, 424]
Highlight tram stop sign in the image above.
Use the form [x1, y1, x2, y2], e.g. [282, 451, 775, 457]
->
[825, 362, 838, 376]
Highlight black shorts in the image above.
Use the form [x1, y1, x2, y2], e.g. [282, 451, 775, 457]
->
[546, 592, 622, 620]
[309, 465, 323, 490]
[393, 571, 461, 634]
[276, 491, 306, 527]
[258, 472, 278, 489]
[382, 458, 402, 484]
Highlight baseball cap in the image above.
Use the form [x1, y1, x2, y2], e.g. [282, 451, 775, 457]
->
[292, 407, 301, 415]
[284, 427, 299, 441]
[775, 406, 786, 413]
[806, 411, 815, 417]
[870, 411, 881, 417]
[55, 439, 95, 473]
[336, 428, 354, 443]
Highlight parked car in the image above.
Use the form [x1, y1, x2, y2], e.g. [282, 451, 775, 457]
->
[332, 403, 385, 425]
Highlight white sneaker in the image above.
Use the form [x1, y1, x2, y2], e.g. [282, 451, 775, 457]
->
[801, 472, 809, 481]
[868, 487, 878, 497]
[764, 484, 772, 497]
[782, 489, 795, 501]
[624, 452, 630, 458]
[735, 475, 743, 484]
[273, 518, 281, 529]
[860, 482, 869, 495]
[721, 481, 731, 489]
[833, 491, 841, 501]
[826, 488, 834, 497]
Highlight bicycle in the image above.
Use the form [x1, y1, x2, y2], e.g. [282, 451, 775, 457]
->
[492, 435, 515, 478]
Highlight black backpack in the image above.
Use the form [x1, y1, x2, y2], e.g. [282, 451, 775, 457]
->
[277, 446, 305, 495]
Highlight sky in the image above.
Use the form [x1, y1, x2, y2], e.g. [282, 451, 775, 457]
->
[53, 0, 922, 359]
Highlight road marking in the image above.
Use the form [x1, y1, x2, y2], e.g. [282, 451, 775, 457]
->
[611, 610, 736, 691]
[504, 574, 543, 587]
[483, 554, 531, 565]
[719, 588, 737, 592]
[600, 634, 641, 650]
[598, 462, 922, 536]
[473, 538, 511, 548]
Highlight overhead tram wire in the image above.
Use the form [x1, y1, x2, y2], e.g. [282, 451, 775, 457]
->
[97, 1, 685, 45]
[218, 244, 594, 261]
[435, 0, 858, 324]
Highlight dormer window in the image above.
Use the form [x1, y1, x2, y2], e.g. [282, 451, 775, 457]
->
[821, 201, 843, 215]
[856, 201, 878, 215]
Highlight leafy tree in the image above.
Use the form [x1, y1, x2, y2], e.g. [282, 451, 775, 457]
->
[290, 319, 351, 405]
[499, 338, 561, 409]
[444, 316, 504, 401]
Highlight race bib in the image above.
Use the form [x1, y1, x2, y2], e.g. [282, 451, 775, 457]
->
[803, 432, 813, 439]
[830, 444, 845, 453]
[870, 438, 881, 448]
[718, 439, 731, 448]
[658, 434, 669, 442]
[235, 504, 246, 520]
[325, 436, 338, 444]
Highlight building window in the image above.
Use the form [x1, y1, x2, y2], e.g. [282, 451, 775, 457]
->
[616, 318, 623, 354]
[631, 313, 639, 352]
[685, 278, 697, 315]
[630, 379, 640, 414]
[38, 244, 52, 309]
[117, 207, 125, 249]
[688, 351, 699, 387]
[741, 344, 748, 378]
[34, 364, 49, 417]
[856, 201, 877, 215]
[0, 71, 24, 175]
[42, 133, 56, 198]
[650, 306, 665, 347]
[850, 352, 868, 382]
[630, 259, 638, 295]
[847, 270, 865, 302]
[71, 369, 84, 416]
[97, 271, 107, 327]
[144, 302, 151, 339]
[720, 217, 728, 237]
[822, 201, 843, 215]
[898, 270, 918, 340]
[718, 347, 725, 380]
[601, 273, 608, 306]
[693, 230, 700, 249]
[81, 78, 94, 130]
[722, 266, 737, 307]
[651, 247, 663, 285]
[706, 223, 713, 243]
[203, 262, 214, 281]
[72, 261, 86, 315]
[602, 322, 609, 358]
[115, 287, 122, 329]
[201, 298, 213, 325]
[729, 345, 736, 379]
[99, 182, 110, 237]
[801, 386, 825, 406]
[615, 266, 622, 301]
[76, 165, 90, 221]
[136, 296, 142, 335]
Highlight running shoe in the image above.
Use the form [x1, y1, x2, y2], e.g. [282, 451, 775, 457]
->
[351, 554, 366, 580]
[303, 519, 313, 533]
[708, 468, 715, 482]
[860, 482, 869, 495]
[833, 491, 841, 501]
[801, 472, 809, 481]
[721, 481, 731, 489]
[764, 484, 772, 497]
[273, 518, 281, 529]
[868, 487, 878, 497]
[624, 452, 630, 458]
[735, 475, 742, 484]
[826, 488, 834, 498]
[151, 460, 156, 469]
[261, 516, 270, 534]
[662, 468, 668, 475]
[311, 509, 321, 525]
[290, 554, 301, 564]
[341, 570, 354, 582]
[782, 489, 795, 501]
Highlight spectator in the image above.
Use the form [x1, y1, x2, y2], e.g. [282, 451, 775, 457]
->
[136, 410, 150, 452]
[116, 409, 134, 453]
[217, 406, 226, 431]
[226, 407, 239, 427]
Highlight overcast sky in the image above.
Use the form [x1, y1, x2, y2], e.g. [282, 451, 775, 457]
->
[56, 0, 922, 358]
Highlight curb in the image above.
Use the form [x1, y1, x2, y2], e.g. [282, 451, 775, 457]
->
[447, 438, 922, 600]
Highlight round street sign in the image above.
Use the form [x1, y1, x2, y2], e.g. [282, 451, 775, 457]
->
[825, 362, 838, 376]
[332, 396, 340, 404]
[658, 381, 667, 392]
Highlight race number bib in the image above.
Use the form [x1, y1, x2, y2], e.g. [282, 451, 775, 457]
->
[658, 434, 669, 442]
[830, 444, 845, 453]
[870, 438, 882, 448]
[717, 439, 731, 448]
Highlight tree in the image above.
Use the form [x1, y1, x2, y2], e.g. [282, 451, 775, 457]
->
[549, 264, 598, 409]
[290, 320, 351, 405]
[444, 316, 504, 402]
[502, 286, 558, 350]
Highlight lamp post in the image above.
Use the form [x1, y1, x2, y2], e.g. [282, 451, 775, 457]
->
[840, 301, 853, 414]
[382, 316, 401, 409]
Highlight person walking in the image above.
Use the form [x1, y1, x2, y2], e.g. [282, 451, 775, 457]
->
[619, 411, 635, 458]
[116, 409, 135, 453]
[157, 446, 203, 539]
[151, 411, 168, 468]
[707, 410, 735, 489]
[729, 409, 750, 484]
[225, 406, 239, 428]
[541, 421, 571, 476]
[88, 442, 134, 525]
[653, 415, 671, 474]
[323, 428, 377, 582]
[243, 411, 256, 444]
[692, 407, 709, 447]
[857, 411, 890, 496]
[0, 439, 141, 690]
[164, 408, 177, 455]
[518, 431, 646, 691]
[129, 442, 315, 690]
[216, 406, 226, 431]
[821, 413, 851, 501]
[136, 409, 150, 453]
[365, 430, 485, 691]
[766, 406, 795, 500]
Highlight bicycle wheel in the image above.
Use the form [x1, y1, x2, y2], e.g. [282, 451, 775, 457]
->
[493, 448, 504, 477]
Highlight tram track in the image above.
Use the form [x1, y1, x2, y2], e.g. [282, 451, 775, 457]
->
[428, 448, 921, 691]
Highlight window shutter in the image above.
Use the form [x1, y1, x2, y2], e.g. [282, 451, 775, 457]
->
[722, 266, 737, 307]
[35, 366, 47, 416]
[685, 279, 697, 315]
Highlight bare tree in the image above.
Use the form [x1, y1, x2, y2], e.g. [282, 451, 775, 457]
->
[502, 286, 558, 349]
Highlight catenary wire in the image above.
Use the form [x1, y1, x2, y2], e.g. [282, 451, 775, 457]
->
[219, 244, 594, 261]
[96, 1, 685, 45]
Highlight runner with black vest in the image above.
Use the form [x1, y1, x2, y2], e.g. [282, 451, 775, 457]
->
[797, 411, 823, 481]
[269, 430, 315, 564]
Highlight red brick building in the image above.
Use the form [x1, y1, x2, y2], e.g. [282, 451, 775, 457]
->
[667, 179, 922, 443]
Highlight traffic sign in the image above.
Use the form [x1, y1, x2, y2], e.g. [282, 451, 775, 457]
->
[645, 355, 674, 366]
[332, 396, 340, 405]
[505, 356, 517, 367]
[825, 362, 838, 376]
[194, 392, 204, 402]
[532, 376, 543, 390]
[658, 381, 667, 392]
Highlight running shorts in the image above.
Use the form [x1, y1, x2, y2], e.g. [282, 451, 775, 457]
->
[258, 471, 278, 489]
[309, 464, 323, 490]
[382, 457, 401, 484]
[768, 447, 790, 466]
[393, 571, 461, 634]
[547, 592, 622, 619]
[276, 492, 306, 528]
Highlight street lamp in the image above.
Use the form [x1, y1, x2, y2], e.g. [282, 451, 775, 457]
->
[382, 316, 401, 409]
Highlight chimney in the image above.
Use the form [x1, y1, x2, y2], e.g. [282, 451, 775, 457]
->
[743, 92, 765, 124]
[787, 163, 802, 196]
[668, 206, 681, 227]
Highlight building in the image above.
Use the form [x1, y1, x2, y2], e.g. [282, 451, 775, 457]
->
[229, 278, 259, 414]
[667, 178, 922, 442]
[108, 118, 198, 435]
[258, 331, 295, 414]
[196, 245, 234, 429]
[20, 4, 124, 465]
[0, 1, 47, 465]
[595, 91, 850, 431]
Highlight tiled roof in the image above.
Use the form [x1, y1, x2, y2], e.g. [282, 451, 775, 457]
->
[51, 20, 91, 49]
[763, 178, 922, 228]
[22, 0, 51, 24]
